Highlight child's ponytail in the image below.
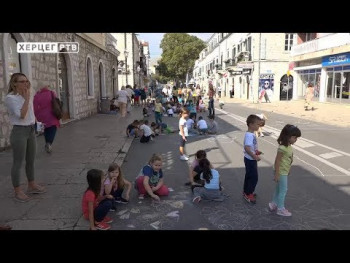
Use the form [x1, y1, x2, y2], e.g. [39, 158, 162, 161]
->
[199, 158, 212, 184]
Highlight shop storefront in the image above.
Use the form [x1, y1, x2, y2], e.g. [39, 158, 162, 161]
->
[322, 53, 350, 103]
[296, 68, 321, 99]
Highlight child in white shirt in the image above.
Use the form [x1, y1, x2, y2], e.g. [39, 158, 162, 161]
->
[139, 120, 154, 143]
[167, 108, 174, 117]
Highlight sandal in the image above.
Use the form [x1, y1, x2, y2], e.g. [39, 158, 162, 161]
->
[27, 185, 46, 194]
[14, 193, 32, 202]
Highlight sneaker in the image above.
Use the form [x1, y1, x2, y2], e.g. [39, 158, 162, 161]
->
[243, 193, 256, 204]
[110, 204, 117, 211]
[45, 143, 52, 153]
[243, 192, 257, 197]
[95, 222, 111, 230]
[180, 155, 189, 161]
[115, 197, 129, 204]
[192, 196, 201, 203]
[276, 208, 292, 217]
[102, 216, 113, 224]
[138, 194, 145, 200]
[268, 202, 277, 212]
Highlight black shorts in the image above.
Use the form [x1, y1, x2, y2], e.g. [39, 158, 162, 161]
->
[179, 136, 187, 147]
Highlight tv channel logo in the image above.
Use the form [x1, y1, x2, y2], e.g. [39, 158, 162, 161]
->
[17, 42, 79, 53]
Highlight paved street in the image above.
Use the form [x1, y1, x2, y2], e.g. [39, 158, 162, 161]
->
[1, 100, 350, 230]
[117, 103, 350, 230]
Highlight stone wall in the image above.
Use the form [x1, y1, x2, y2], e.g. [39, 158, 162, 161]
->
[0, 33, 118, 150]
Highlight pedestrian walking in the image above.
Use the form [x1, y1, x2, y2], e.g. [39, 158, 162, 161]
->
[4, 73, 46, 202]
[116, 86, 129, 117]
[207, 83, 215, 117]
[268, 124, 301, 216]
[34, 85, 61, 153]
[304, 83, 315, 111]
[230, 84, 235, 98]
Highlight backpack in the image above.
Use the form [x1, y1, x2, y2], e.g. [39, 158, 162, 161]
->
[51, 91, 63, 120]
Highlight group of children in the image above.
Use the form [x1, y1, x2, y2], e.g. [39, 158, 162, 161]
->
[83, 100, 301, 230]
[82, 154, 169, 230]
[242, 114, 301, 217]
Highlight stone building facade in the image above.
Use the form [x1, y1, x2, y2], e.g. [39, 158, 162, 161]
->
[0, 33, 119, 150]
[193, 33, 295, 102]
[291, 33, 350, 104]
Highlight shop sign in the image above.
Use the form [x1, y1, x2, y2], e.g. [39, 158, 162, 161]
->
[322, 52, 350, 67]
[237, 62, 254, 69]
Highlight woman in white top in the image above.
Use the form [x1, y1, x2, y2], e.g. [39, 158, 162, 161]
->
[116, 86, 129, 117]
[4, 73, 46, 202]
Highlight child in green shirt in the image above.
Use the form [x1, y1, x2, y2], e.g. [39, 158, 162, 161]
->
[269, 124, 301, 217]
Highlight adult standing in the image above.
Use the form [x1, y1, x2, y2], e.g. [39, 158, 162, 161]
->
[208, 83, 215, 117]
[34, 86, 60, 153]
[5, 73, 46, 202]
[116, 86, 129, 117]
[230, 84, 235, 98]
[125, 85, 134, 112]
[304, 83, 314, 111]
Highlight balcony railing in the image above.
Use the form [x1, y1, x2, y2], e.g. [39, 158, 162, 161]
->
[291, 33, 350, 56]
[215, 64, 222, 70]
[225, 58, 237, 67]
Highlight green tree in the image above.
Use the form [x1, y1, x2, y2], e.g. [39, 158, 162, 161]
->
[159, 33, 206, 84]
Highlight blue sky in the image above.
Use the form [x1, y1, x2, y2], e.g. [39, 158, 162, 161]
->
[137, 33, 213, 58]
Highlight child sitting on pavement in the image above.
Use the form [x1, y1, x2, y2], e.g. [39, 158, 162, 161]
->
[192, 158, 224, 203]
[167, 107, 174, 117]
[135, 154, 169, 201]
[139, 120, 154, 143]
[82, 169, 113, 230]
[186, 115, 197, 136]
[185, 150, 208, 186]
[207, 115, 218, 134]
[143, 107, 149, 117]
[126, 120, 140, 138]
[197, 116, 208, 135]
[151, 122, 160, 136]
[103, 163, 132, 211]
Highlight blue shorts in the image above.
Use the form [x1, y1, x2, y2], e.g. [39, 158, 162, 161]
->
[179, 136, 187, 147]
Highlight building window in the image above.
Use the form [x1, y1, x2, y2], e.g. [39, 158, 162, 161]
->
[247, 37, 252, 53]
[284, 34, 294, 51]
[7, 34, 21, 78]
[306, 33, 312, 41]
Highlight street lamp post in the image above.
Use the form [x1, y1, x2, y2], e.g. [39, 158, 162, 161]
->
[124, 50, 129, 86]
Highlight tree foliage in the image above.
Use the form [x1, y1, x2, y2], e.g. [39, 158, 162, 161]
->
[158, 33, 206, 82]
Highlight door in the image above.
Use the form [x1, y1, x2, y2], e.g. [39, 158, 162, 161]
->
[58, 53, 70, 120]
[334, 72, 341, 100]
